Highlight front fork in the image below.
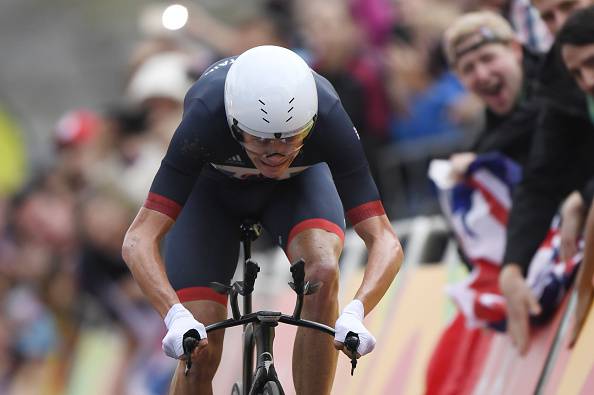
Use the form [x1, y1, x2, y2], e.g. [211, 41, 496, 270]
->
[243, 322, 255, 393]
[246, 321, 284, 395]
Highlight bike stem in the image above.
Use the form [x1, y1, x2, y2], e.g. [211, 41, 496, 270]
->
[242, 227, 253, 316]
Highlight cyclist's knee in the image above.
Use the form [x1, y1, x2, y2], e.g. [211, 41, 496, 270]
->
[302, 261, 339, 323]
[307, 259, 339, 296]
[288, 228, 342, 274]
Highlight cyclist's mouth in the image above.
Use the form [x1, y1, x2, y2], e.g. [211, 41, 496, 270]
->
[261, 154, 290, 167]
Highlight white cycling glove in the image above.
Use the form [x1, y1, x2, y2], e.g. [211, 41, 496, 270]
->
[334, 299, 376, 356]
[162, 303, 207, 359]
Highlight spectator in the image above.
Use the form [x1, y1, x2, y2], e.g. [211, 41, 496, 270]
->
[126, 51, 193, 147]
[120, 52, 194, 206]
[426, 13, 551, 393]
[182, 0, 294, 57]
[86, 104, 154, 207]
[465, 0, 553, 52]
[52, 105, 154, 207]
[298, 0, 391, 197]
[52, 109, 103, 192]
[387, 26, 467, 145]
[443, 10, 543, 174]
[381, 3, 481, 217]
[78, 188, 164, 395]
[533, 0, 592, 37]
[499, 0, 594, 355]
[0, 176, 79, 391]
[555, 5, 594, 345]
[349, 0, 397, 48]
[426, 12, 584, 393]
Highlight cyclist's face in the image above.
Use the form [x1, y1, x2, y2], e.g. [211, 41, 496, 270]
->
[562, 42, 594, 97]
[456, 42, 523, 115]
[534, 0, 592, 35]
[241, 131, 309, 179]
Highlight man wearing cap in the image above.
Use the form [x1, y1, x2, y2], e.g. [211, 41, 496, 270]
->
[443, 10, 543, 176]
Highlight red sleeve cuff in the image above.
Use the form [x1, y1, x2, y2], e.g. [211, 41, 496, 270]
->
[144, 192, 182, 220]
[346, 200, 386, 225]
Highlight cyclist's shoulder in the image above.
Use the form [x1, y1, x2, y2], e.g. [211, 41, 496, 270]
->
[313, 71, 341, 115]
[184, 56, 237, 111]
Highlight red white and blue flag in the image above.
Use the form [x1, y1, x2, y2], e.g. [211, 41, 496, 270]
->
[431, 153, 581, 331]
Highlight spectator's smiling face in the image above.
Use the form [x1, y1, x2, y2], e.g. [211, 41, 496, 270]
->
[534, 0, 593, 35]
[562, 42, 594, 97]
[456, 42, 524, 115]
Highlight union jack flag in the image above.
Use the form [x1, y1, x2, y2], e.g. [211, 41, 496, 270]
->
[431, 153, 581, 331]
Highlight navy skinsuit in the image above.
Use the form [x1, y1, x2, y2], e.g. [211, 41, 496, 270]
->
[144, 57, 385, 304]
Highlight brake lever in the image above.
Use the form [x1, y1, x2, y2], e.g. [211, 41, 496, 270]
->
[344, 331, 360, 376]
[183, 329, 200, 376]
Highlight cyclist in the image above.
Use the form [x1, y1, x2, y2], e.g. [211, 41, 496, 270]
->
[122, 45, 404, 395]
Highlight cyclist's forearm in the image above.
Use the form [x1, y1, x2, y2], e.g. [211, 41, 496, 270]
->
[122, 208, 180, 318]
[353, 216, 403, 315]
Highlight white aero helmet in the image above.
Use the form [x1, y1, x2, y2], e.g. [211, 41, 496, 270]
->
[224, 45, 318, 140]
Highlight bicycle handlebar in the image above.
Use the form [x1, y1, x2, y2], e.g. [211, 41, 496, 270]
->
[186, 314, 359, 376]
[204, 311, 335, 336]
[184, 255, 359, 377]
[182, 312, 337, 377]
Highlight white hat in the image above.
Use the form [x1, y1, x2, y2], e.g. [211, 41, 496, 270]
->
[127, 52, 193, 104]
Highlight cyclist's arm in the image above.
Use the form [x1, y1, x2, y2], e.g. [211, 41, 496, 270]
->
[352, 214, 403, 315]
[122, 207, 179, 318]
[311, 79, 403, 313]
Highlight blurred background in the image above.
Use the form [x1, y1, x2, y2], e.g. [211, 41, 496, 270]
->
[1, 0, 575, 394]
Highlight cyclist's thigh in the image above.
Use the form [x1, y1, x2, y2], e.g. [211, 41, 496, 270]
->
[165, 174, 240, 305]
[262, 163, 346, 257]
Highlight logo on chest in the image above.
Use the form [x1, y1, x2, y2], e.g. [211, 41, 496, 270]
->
[223, 154, 244, 165]
[210, 163, 312, 180]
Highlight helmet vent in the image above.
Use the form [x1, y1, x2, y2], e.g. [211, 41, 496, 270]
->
[286, 99, 295, 122]
[258, 99, 269, 122]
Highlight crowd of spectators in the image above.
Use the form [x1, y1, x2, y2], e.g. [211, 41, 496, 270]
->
[1, 0, 593, 394]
